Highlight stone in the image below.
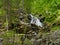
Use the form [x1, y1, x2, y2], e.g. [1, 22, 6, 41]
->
[0, 38, 3, 45]
[0, 38, 3, 42]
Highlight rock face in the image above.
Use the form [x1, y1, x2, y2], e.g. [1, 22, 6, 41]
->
[24, 30, 60, 45]
[20, 30, 60, 45]
[37, 30, 60, 45]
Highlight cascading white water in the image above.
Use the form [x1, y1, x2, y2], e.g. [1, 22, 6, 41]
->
[30, 14, 43, 27]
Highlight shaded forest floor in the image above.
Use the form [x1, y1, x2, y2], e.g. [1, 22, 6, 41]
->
[0, 29, 60, 45]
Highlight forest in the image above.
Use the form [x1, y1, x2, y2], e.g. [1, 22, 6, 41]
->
[0, 0, 60, 45]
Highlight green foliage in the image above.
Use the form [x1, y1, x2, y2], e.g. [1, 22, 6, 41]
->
[0, 9, 6, 16]
[22, 0, 60, 24]
[0, 0, 60, 30]
[0, 0, 60, 45]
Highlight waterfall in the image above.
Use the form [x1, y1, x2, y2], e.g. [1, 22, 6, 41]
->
[29, 14, 43, 27]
